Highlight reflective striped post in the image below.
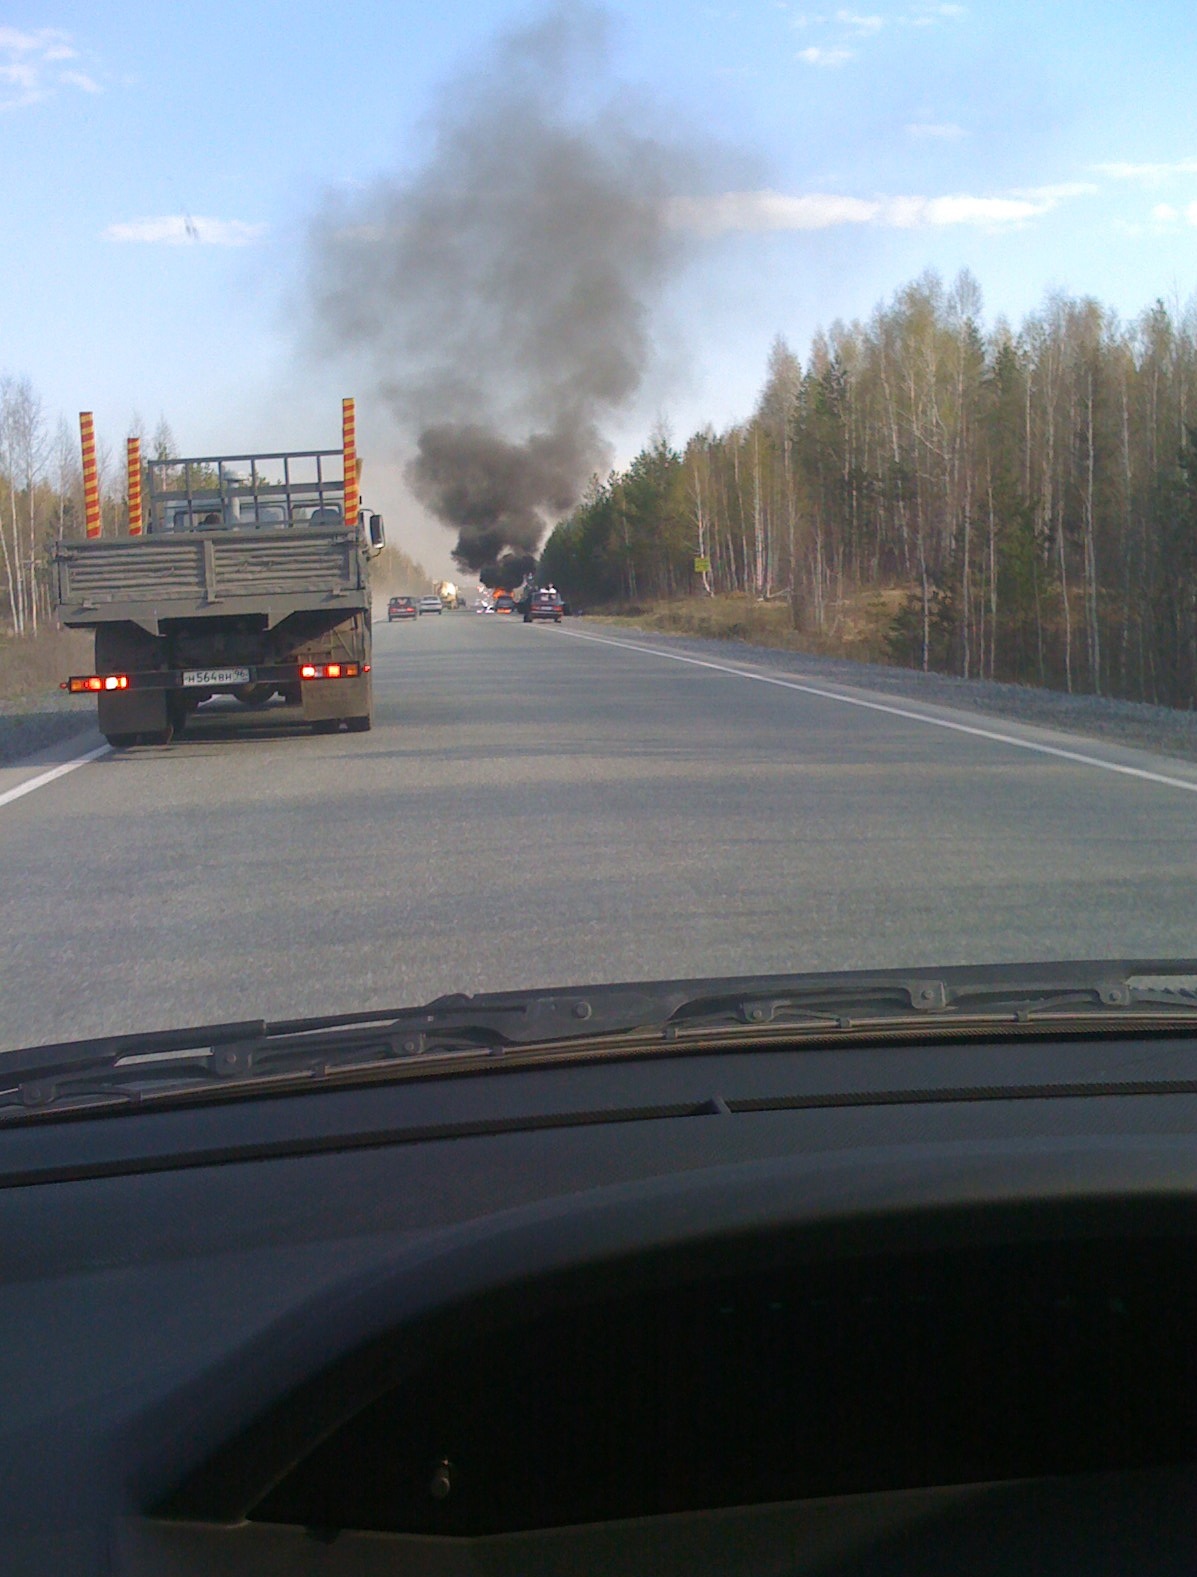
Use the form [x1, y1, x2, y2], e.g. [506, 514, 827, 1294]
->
[80, 412, 101, 538]
[126, 436, 143, 535]
[342, 397, 357, 527]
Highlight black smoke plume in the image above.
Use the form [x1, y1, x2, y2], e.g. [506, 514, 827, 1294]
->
[480, 553, 538, 592]
[307, 4, 714, 572]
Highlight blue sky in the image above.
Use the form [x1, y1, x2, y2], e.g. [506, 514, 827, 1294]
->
[3, 0, 1196, 573]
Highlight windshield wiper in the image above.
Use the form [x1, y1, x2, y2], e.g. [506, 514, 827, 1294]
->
[3, 961, 1197, 1122]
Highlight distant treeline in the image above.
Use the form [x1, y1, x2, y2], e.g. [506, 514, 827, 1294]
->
[541, 270, 1197, 706]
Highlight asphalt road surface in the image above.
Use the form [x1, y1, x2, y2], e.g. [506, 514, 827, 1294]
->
[3, 612, 1197, 1051]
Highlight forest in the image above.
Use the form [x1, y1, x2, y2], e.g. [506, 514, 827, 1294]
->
[541, 271, 1197, 707]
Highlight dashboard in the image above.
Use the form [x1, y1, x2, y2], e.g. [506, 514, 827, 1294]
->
[3, 1028, 1196, 1574]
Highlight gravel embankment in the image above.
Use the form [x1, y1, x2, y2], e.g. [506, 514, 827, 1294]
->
[0, 692, 94, 767]
[597, 622, 1197, 765]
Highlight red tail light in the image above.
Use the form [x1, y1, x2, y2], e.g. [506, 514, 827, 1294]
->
[300, 662, 360, 681]
[67, 674, 128, 693]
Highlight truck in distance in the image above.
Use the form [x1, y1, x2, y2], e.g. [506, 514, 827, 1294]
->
[56, 400, 385, 746]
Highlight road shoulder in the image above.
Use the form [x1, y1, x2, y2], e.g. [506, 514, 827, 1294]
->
[578, 619, 1197, 769]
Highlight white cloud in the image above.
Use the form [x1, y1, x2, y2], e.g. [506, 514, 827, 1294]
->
[797, 44, 855, 64]
[0, 26, 70, 52]
[836, 9, 883, 34]
[0, 27, 99, 109]
[0, 60, 42, 108]
[890, 194, 1047, 225]
[104, 216, 267, 246]
[1094, 157, 1197, 184]
[899, 2, 965, 24]
[907, 121, 965, 140]
[670, 192, 876, 233]
[1148, 201, 1197, 228]
[1012, 181, 1099, 201]
[669, 183, 1076, 236]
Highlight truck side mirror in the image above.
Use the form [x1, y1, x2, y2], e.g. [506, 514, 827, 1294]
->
[369, 513, 385, 549]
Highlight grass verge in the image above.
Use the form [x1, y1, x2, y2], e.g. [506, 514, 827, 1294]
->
[0, 627, 93, 704]
[0, 628, 97, 765]
[589, 588, 906, 665]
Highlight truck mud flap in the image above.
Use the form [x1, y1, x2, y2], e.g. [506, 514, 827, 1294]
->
[301, 673, 371, 729]
[98, 686, 170, 742]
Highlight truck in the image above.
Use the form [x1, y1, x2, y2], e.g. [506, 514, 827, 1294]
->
[55, 400, 385, 746]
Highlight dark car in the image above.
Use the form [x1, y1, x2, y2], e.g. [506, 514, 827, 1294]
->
[493, 592, 515, 614]
[526, 587, 564, 623]
[387, 595, 416, 621]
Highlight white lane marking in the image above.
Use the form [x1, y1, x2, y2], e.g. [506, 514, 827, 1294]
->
[0, 743, 111, 810]
[558, 628, 1197, 796]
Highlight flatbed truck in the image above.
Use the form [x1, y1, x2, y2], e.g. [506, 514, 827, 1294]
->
[55, 400, 385, 746]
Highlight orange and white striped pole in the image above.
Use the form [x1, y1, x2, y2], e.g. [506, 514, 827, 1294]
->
[80, 412, 101, 538]
[126, 436, 143, 535]
[342, 397, 358, 527]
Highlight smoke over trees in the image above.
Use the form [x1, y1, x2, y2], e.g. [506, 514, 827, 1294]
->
[307, 4, 708, 576]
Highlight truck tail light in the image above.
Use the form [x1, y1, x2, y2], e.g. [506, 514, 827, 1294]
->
[63, 674, 129, 693]
[300, 663, 360, 681]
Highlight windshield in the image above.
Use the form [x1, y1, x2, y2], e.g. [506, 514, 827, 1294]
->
[2, 1, 1196, 1059]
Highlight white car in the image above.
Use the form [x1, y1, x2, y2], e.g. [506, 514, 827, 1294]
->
[418, 596, 443, 615]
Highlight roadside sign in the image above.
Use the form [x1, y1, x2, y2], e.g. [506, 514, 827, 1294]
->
[694, 556, 711, 574]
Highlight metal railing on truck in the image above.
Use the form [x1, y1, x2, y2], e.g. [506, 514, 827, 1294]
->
[146, 449, 352, 534]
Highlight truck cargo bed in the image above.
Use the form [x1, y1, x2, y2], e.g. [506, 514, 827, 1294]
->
[54, 528, 366, 633]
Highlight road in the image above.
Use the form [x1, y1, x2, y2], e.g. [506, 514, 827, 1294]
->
[3, 612, 1197, 1050]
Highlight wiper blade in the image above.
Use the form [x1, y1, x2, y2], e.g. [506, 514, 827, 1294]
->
[3, 961, 1197, 1121]
[0, 986, 686, 1120]
[668, 969, 1197, 1037]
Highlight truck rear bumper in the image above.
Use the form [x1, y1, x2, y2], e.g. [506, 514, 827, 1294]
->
[64, 662, 366, 696]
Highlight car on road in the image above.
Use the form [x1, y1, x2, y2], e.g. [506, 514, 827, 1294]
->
[525, 587, 564, 623]
[493, 592, 515, 614]
[418, 595, 443, 615]
[387, 595, 417, 621]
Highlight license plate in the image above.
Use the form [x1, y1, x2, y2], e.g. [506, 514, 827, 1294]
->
[182, 667, 251, 687]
